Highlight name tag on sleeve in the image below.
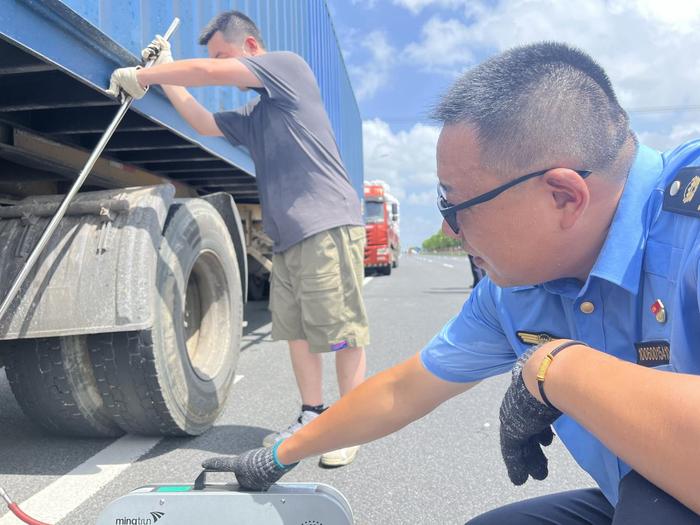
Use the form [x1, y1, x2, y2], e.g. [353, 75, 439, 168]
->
[634, 340, 670, 367]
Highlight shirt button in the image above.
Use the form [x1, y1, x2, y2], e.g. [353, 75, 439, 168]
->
[580, 301, 595, 314]
[670, 180, 681, 196]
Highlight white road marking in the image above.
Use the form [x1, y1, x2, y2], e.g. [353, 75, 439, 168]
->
[363, 276, 373, 286]
[0, 373, 246, 524]
[442, 263, 454, 268]
[0, 435, 160, 525]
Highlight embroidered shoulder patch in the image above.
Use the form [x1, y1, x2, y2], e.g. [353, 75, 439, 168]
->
[516, 331, 564, 346]
[663, 166, 700, 218]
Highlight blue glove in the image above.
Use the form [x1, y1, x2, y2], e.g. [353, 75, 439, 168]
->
[499, 346, 562, 485]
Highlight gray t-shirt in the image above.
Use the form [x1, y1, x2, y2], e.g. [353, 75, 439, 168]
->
[213, 51, 363, 253]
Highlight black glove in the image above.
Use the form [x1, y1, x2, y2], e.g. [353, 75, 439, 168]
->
[201, 444, 297, 491]
[499, 346, 562, 485]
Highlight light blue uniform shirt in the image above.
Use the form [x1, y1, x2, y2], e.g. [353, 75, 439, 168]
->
[421, 140, 700, 504]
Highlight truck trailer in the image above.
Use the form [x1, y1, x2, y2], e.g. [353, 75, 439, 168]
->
[0, 0, 363, 437]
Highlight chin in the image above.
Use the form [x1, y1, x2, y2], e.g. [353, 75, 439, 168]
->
[486, 271, 533, 288]
[486, 274, 509, 287]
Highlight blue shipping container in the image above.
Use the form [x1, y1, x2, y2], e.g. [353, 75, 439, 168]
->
[0, 0, 364, 199]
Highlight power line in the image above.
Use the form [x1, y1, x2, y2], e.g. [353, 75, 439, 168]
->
[627, 105, 700, 114]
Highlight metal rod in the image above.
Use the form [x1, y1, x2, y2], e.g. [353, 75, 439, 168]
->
[0, 18, 180, 325]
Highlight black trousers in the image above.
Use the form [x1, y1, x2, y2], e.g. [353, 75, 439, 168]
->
[466, 471, 700, 525]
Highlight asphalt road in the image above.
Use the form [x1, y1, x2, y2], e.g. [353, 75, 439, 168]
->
[0, 255, 594, 524]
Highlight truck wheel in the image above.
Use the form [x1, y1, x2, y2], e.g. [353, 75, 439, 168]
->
[3, 336, 123, 437]
[89, 199, 243, 436]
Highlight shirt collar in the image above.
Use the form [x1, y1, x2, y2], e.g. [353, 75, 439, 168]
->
[587, 143, 663, 293]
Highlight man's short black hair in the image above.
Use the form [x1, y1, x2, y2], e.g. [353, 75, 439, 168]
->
[432, 42, 631, 174]
[199, 10, 265, 49]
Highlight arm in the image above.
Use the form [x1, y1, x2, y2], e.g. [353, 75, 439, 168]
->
[136, 59, 263, 90]
[119, 37, 260, 136]
[109, 39, 263, 137]
[107, 68, 220, 136]
[133, 59, 261, 137]
[159, 84, 222, 136]
[278, 353, 476, 464]
[522, 342, 700, 514]
[204, 289, 507, 490]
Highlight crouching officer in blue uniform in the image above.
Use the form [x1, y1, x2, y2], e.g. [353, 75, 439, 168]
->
[201, 42, 700, 523]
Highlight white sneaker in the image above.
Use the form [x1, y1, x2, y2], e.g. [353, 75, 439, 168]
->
[320, 445, 360, 467]
[262, 410, 320, 448]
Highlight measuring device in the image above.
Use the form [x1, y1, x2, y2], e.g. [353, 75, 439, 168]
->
[95, 469, 353, 525]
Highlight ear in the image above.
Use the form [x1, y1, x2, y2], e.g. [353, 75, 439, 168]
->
[245, 36, 261, 54]
[542, 169, 590, 230]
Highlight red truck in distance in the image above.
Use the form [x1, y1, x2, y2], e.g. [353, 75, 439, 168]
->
[363, 180, 400, 275]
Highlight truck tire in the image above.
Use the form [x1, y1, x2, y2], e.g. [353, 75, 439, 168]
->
[89, 199, 243, 436]
[2, 336, 123, 437]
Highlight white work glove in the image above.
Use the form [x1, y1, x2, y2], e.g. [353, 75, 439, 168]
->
[106, 66, 146, 100]
[141, 35, 173, 66]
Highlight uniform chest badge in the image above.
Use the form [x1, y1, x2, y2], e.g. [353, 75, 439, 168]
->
[516, 331, 564, 346]
[650, 299, 667, 324]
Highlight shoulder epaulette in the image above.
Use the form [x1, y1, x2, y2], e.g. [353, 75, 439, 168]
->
[663, 166, 700, 218]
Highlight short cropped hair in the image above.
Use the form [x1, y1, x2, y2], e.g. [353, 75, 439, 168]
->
[432, 42, 631, 174]
[199, 11, 265, 48]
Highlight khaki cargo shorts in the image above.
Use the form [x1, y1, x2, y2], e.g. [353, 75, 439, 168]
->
[270, 225, 369, 353]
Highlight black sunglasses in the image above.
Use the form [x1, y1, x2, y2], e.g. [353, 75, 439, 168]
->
[437, 168, 592, 234]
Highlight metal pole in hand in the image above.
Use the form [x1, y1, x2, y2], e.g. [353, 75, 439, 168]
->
[0, 17, 180, 325]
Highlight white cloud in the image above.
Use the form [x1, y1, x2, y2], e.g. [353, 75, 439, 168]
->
[406, 190, 435, 205]
[404, 17, 476, 72]
[638, 117, 700, 152]
[615, 0, 700, 34]
[362, 118, 445, 246]
[348, 31, 396, 100]
[351, 1, 700, 244]
[401, 0, 700, 113]
[362, 118, 441, 200]
[392, 0, 468, 14]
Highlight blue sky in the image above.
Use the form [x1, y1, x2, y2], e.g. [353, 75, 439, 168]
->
[324, 0, 700, 248]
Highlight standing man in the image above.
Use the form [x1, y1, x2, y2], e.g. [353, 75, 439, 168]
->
[201, 42, 700, 524]
[107, 11, 368, 466]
